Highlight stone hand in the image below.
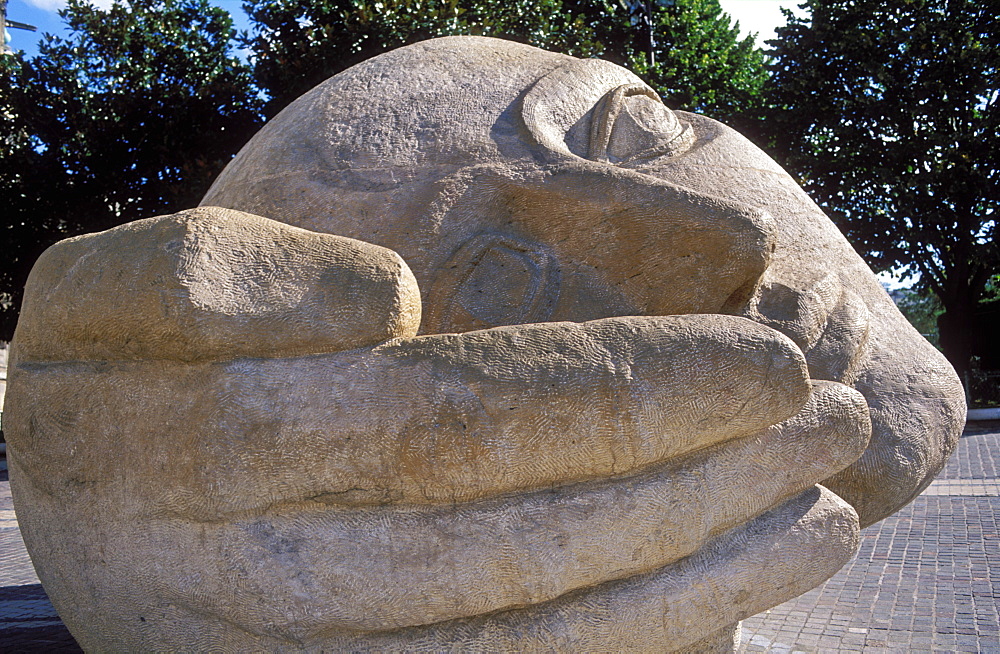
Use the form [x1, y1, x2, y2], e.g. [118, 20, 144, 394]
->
[198, 37, 965, 535]
[7, 207, 869, 651]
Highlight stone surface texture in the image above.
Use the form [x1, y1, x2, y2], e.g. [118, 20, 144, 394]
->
[5, 37, 965, 651]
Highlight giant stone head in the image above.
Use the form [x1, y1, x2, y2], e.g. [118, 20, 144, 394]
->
[6, 36, 965, 651]
[203, 36, 965, 522]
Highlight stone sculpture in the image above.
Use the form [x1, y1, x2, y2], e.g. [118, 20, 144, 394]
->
[5, 37, 965, 651]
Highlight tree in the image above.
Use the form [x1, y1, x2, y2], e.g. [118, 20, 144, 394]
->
[629, 0, 769, 135]
[0, 0, 263, 340]
[892, 287, 944, 349]
[243, 0, 767, 126]
[243, 0, 564, 116]
[764, 0, 999, 379]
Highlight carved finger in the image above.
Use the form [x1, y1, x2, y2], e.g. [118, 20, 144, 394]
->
[314, 485, 860, 652]
[8, 378, 867, 637]
[13, 207, 421, 363]
[9, 314, 811, 515]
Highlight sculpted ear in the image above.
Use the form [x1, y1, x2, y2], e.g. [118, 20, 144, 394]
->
[522, 59, 694, 165]
[425, 232, 561, 334]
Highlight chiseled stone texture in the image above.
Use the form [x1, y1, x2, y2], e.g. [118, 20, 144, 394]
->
[13, 207, 421, 364]
[5, 37, 964, 652]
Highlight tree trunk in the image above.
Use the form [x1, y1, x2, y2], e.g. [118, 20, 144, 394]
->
[938, 303, 975, 387]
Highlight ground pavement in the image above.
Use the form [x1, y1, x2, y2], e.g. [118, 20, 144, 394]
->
[0, 424, 998, 652]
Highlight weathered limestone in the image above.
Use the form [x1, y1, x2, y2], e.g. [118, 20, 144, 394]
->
[14, 207, 421, 363]
[203, 36, 966, 526]
[4, 37, 965, 651]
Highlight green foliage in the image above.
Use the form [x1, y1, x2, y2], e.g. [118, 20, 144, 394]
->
[631, 0, 768, 134]
[892, 287, 943, 349]
[0, 0, 262, 339]
[243, 0, 767, 124]
[764, 0, 999, 375]
[1, 0, 768, 340]
[243, 0, 565, 115]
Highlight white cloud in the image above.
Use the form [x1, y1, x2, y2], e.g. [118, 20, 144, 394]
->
[23, 0, 66, 12]
[24, 0, 115, 12]
[718, 0, 809, 46]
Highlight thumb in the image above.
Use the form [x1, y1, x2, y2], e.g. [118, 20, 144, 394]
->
[13, 206, 421, 363]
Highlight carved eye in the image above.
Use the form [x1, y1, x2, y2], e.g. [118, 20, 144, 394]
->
[589, 84, 694, 165]
[425, 233, 560, 333]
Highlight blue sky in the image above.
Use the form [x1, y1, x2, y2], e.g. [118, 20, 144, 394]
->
[5, 0, 807, 59]
[5, 0, 251, 56]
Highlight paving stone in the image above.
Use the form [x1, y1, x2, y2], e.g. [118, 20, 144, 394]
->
[740, 428, 1000, 652]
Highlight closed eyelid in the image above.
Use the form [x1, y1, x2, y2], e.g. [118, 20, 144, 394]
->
[588, 84, 663, 161]
[589, 84, 694, 165]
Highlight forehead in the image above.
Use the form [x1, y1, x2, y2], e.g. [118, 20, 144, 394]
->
[203, 38, 788, 330]
[204, 37, 660, 206]
[226, 39, 569, 179]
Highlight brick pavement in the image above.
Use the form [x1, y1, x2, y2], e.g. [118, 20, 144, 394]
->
[0, 426, 998, 652]
[0, 466, 81, 653]
[740, 424, 1000, 653]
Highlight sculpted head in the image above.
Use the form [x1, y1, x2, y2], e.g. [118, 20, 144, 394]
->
[5, 36, 965, 651]
[204, 36, 965, 525]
